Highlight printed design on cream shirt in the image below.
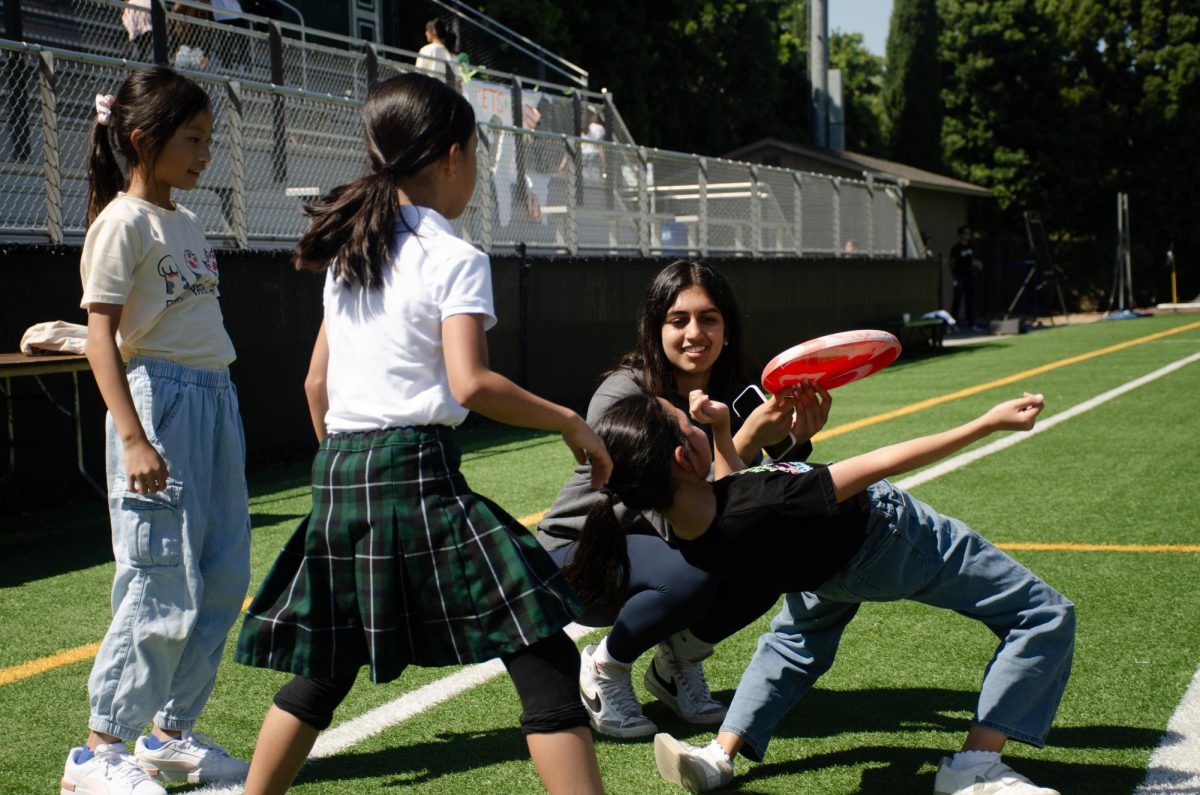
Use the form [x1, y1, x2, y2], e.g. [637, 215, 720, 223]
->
[158, 247, 219, 305]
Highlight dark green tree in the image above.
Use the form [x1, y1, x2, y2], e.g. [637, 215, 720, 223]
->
[1042, 0, 1200, 303]
[830, 30, 886, 154]
[937, 0, 1067, 215]
[474, 0, 811, 156]
[884, 0, 943, 169]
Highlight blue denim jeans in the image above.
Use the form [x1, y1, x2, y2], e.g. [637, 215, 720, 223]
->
[722, 480, 1075, 761]
[88, 357, 251, 740]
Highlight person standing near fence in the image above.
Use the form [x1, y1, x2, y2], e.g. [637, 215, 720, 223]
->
[61, 66, 253, 794]
[951, 225, 982, 330]
[234, 73, 610, 795]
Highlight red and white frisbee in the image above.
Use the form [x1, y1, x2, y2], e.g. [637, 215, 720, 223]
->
[761, 329, 901, 393]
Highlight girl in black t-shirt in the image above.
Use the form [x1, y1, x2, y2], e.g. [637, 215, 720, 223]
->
[570, 389, 1075, 795]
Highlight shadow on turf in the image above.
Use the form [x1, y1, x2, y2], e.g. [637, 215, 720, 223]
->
[651, 687, 1159, 794]
[288, 726, 537, 789]
[887, 339, 1012, 372]
[0, 506, 113, 587]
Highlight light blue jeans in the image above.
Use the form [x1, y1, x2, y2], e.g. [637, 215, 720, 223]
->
[88, 357, 251, 741]
[722, 480, 1075, 761]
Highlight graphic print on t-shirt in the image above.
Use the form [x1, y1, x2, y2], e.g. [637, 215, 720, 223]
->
[736, 460, 815, 477]
[157, 248, 219, 306]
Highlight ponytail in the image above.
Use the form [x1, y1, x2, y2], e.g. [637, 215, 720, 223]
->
[429, 17, 457, 53]
[563, 492, 631, 607]
[293, 171, 399, 287]
[562, 393, 684, 606]
[293, 73, 475, 286]
[87, 117, 125, 226]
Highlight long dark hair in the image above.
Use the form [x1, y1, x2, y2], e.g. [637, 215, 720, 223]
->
[86, 66, 212, 225]
[293, 72, 475, 287]
[562, 393, 683, 606]
[616, 260, 751, 401]
[426, 17, 458, 53]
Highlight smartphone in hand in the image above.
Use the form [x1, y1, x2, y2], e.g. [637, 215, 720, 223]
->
[731, 385, 797, 461]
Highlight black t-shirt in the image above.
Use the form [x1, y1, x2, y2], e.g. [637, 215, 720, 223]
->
[951, 241, 975, 279]
[675, 462, 870, 592]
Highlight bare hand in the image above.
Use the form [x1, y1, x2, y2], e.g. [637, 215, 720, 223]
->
[124, 438, 169, 494]
[688, 389, 731, 431]
[790, 380, 833, 443]
[984, 392, 1045, 432]
[563, 417, 612, 489]
[744, 390, 796, 448]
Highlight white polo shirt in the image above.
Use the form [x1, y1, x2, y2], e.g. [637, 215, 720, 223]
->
[323, 206, 496, 433]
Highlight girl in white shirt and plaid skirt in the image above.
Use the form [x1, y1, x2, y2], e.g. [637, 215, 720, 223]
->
[235, 73, 611, 795]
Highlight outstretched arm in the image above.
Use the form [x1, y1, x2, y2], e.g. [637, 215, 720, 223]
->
[828, 393, 1045, 502]
[689, 390, 744, 479]
[443, 313, 612, 488]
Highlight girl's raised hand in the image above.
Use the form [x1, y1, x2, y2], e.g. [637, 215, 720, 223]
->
[983, 392, 1045, 432]
[745, 389, 796, 448]
[563, 418, 613, 489]
[689, 389, 731, 431]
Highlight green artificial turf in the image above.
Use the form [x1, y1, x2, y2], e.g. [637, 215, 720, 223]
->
[1, 313, 1198, 793]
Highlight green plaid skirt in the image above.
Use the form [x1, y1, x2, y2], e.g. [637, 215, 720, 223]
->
[235, 425, 581, 683]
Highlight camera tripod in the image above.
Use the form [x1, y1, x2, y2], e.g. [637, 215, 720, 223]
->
[1003, 211, 1069, 325]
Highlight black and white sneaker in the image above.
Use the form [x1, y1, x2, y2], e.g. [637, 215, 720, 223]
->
[579, 643, 657, 738]
[643, 637, 727, 724]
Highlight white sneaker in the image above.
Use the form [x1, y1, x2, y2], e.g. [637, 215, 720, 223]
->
[134, 732, 249, 784]
[61, 743, 166, 795]
[653, 733, 734, 792]
[933, 757, 1060, 795]
[643, 638, 727, 724]
[579, 643, 658, 738]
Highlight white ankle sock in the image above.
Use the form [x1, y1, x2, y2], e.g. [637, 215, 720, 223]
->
[594, 636, 631, 668]
[669, 630, 716, 662]
[949, 750, 1001, 770]
[704, 740, 732, 765]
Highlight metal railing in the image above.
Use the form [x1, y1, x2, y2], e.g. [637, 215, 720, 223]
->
[423, 0, 588, 88]
[0, 40, 910, 257]
[7, 0, 624, 142]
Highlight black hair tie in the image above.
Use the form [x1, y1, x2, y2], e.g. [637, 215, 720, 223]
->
[598, 487, 617, 498]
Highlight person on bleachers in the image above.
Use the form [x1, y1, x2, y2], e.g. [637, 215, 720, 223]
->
[121, 0, 154, 62]
[170, 3, 213, 71]
[415, 17, 459, 85]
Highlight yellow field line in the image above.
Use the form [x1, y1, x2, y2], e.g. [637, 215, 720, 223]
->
[518, 511, 546, 527]
[998, 542, 1200, 553]
[0, 642, 102, 686]
[5, 322, 1198, 687]
[0, 597, 256, 687]
[813, 319, 1200, 441]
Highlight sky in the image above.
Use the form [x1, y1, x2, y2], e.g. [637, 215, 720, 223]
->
[828, 0, 894, 56]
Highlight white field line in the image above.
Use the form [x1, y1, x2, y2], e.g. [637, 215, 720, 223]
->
[197, 351, 1200, 795]
[1134, 666, 1200, 793]
[193, 623, 595, 795]
[898, 351, 1200, 490]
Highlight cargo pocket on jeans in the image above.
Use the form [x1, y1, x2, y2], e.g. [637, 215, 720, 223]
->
[118, 479, 185, 568]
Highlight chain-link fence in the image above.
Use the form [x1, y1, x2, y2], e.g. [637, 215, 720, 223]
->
[9, 0, 613, 121]
[1, 39, 912, 257]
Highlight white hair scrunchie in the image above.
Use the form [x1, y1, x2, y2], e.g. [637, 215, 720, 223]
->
[95, 94, 116, 126]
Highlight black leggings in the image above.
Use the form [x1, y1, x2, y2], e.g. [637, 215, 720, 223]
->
[273, 631, 587, 735]
[548, 534, 779, 663]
